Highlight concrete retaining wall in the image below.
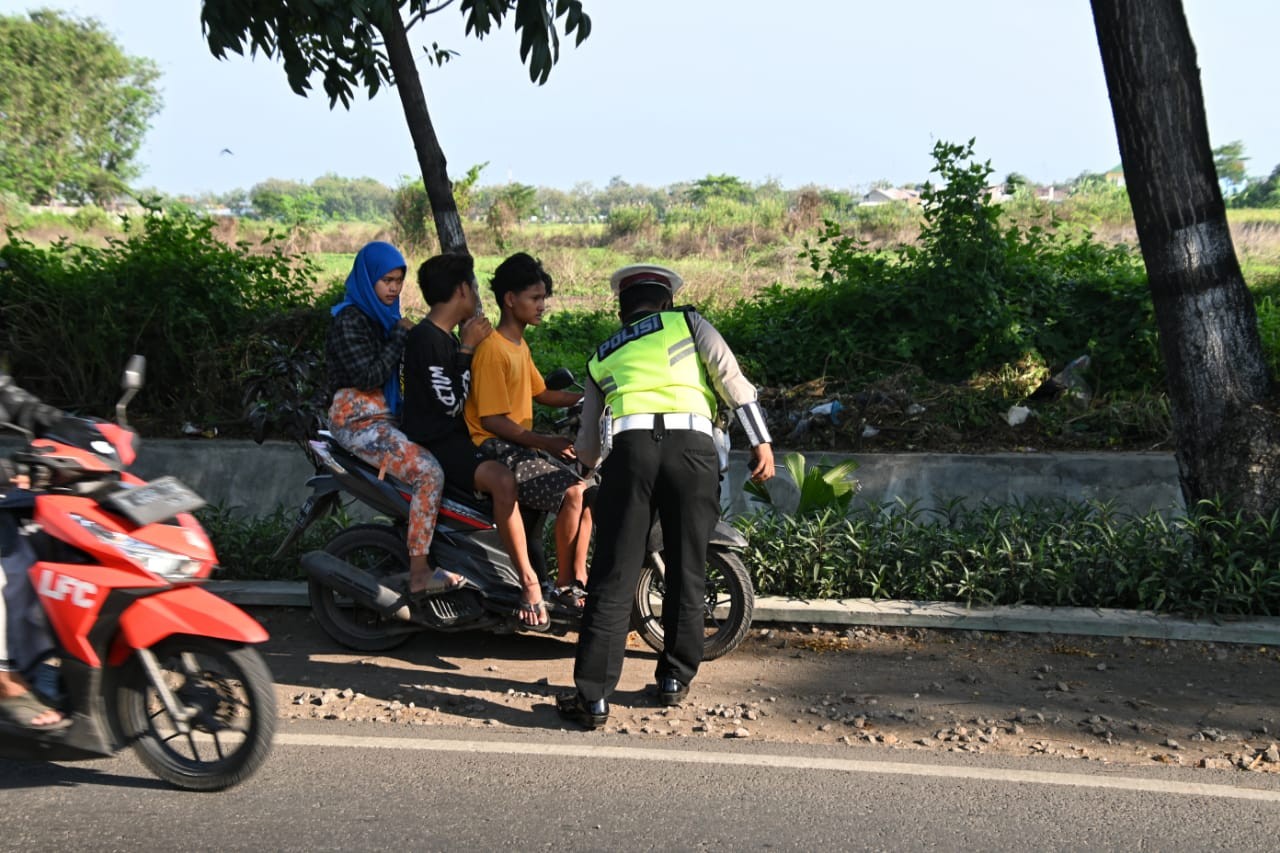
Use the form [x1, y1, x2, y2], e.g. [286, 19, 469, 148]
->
[47, 438, 1182, 519]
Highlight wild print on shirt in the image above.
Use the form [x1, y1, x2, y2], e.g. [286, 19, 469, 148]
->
[430, 364, 470, 417]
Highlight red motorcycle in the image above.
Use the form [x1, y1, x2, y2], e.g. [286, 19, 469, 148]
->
[0, 357, 275, 791]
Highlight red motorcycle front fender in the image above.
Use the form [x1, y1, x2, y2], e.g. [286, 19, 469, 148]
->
[108, 585, 269, 665]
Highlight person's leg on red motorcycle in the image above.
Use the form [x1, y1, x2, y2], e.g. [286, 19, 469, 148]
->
[0, 563, 65, 730]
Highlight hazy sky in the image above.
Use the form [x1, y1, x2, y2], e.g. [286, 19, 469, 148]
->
[2, 1, 1276, 195]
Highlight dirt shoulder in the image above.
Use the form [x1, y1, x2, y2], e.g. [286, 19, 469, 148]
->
[255, 607, 1280, 772]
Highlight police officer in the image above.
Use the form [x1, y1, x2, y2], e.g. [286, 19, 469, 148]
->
[557, 264, 774, 729]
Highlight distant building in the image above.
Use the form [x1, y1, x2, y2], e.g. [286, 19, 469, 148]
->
[859, 187, 921, 206]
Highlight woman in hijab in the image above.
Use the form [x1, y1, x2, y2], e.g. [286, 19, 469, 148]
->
[325, 241, 462, 599]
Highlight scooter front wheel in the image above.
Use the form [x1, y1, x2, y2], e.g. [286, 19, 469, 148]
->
[630, 549, 755, 661]
[311, 524, 413, 652]
[116, 637, 276, 791]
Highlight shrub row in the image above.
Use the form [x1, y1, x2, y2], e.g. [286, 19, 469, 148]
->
[0, 208, 334, 436]
[204, 495, 1280, 618]
[733, 498, 1280, 618]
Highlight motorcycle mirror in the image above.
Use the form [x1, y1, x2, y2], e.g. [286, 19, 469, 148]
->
[122, 354, 146, 391]
[544, 367, 575, 391]
[117, 355, 145, 427]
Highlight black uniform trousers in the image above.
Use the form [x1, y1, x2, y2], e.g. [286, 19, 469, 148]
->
[573, 424, 721, 702]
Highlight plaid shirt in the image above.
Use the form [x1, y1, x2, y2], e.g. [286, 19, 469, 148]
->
[325, 305, 408, 399]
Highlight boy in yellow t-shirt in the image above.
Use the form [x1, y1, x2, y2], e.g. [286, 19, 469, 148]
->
[466, 253, 593, 625]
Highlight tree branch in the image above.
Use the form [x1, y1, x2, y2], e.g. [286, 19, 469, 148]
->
[405, 0, 456, 32]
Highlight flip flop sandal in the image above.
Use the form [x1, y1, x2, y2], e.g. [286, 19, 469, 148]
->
[421, 567, 467, 594]
[514, 600, 552, 632]
[391, 569, 466, 599]
[0, 691, 71, 732]
[555, 581, 588, 609]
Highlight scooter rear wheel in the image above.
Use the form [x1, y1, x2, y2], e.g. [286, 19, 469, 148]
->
[116, 637, 276, 791]
[311, 524, 413, 652]
[630, 549, 754, 661]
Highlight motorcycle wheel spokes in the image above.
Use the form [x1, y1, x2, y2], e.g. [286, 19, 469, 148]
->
[146, 653, 249, 761]
[120, 638, 276, 791]
[630, 550, 754, 662]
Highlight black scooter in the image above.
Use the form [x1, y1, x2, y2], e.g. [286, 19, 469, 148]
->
[276, 374, 755, 660]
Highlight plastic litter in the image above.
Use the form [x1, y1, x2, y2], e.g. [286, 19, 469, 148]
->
[787, 399, 844, 440]
[1006, 406, 1032, 427]
[808, 400, 843, 425]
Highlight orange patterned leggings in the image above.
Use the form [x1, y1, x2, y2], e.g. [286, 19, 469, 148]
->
[328, 388, 444, 558]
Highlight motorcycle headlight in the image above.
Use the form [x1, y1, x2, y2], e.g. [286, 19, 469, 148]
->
[70, 513, 202, 581]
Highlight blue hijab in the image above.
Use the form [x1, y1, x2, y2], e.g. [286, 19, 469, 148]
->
[331, 241, 407, 414]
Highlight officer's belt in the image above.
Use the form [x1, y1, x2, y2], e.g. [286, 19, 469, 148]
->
[613, 413, 713, 437]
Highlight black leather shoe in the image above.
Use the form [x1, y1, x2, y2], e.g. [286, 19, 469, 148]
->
[658, 677, 689, 706]
[556, 692, 609, 730]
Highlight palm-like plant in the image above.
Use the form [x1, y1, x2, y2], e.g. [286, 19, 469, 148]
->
[743, 451, 860, 517]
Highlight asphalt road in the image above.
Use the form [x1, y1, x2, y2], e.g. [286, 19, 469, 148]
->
[3, 719, 1280, 852]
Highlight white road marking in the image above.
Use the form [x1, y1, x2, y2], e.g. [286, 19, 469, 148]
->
[275, 733, 1280, 802]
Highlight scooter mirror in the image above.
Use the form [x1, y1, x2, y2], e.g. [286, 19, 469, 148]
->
[122, 354, 146, 391]
[545, 367, 575, 391]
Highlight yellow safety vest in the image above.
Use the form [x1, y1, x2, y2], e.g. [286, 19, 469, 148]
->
[588, 310, 715, 418]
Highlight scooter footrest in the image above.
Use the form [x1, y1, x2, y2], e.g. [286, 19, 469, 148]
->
[420, 592, 482, 628]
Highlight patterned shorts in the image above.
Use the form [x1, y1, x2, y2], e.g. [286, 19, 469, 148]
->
[478, 438, 584, 513]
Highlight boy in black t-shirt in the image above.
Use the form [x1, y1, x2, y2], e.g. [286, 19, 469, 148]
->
[401, 254, 551, 630]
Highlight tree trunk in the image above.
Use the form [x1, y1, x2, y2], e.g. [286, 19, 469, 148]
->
[1090, 0, 1280, 515]
[378, 10, 468, 254]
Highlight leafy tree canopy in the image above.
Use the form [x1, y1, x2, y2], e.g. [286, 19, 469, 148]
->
[0, 10, 161, 204]
[201, 0, 591, 108]
[688, 174, 753, 205]
[1228, 162, 1280, 209]
[1212, 139, 1249, 187]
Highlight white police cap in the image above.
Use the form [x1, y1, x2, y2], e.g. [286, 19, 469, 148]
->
[609, 264, 684, 296]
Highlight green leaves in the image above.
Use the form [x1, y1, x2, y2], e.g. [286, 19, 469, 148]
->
[713, 138, 1158, 392]
[0, 205, 322, 429]
[734, 497, 1280, 617]
[0, 10, 161, 204]
[202, 1, 592, 109]
[743, 451, 861, 517]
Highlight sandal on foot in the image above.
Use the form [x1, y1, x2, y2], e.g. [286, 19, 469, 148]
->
[555, 581, 588, 609]
[0, 691, 71, 732]
[392, 568, 466, 599]
[514, 599, 551, 633]
[420, 567, 466, 594]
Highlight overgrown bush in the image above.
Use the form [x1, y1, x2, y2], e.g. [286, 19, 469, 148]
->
[734, 497, 1280, 617]
[200, 503, 353, 580]
[1255, 295, 1280, 378]
[0, 206, 321, 430]
[525, 308, 618, 375]
[715, 139, 1161, 391]
[605, 204, 657, 240]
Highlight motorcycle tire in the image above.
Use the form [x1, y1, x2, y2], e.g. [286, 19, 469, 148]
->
[311, 524, 412, 652]
[630, 548, 755, 661]
[116, 637, 276, 792]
